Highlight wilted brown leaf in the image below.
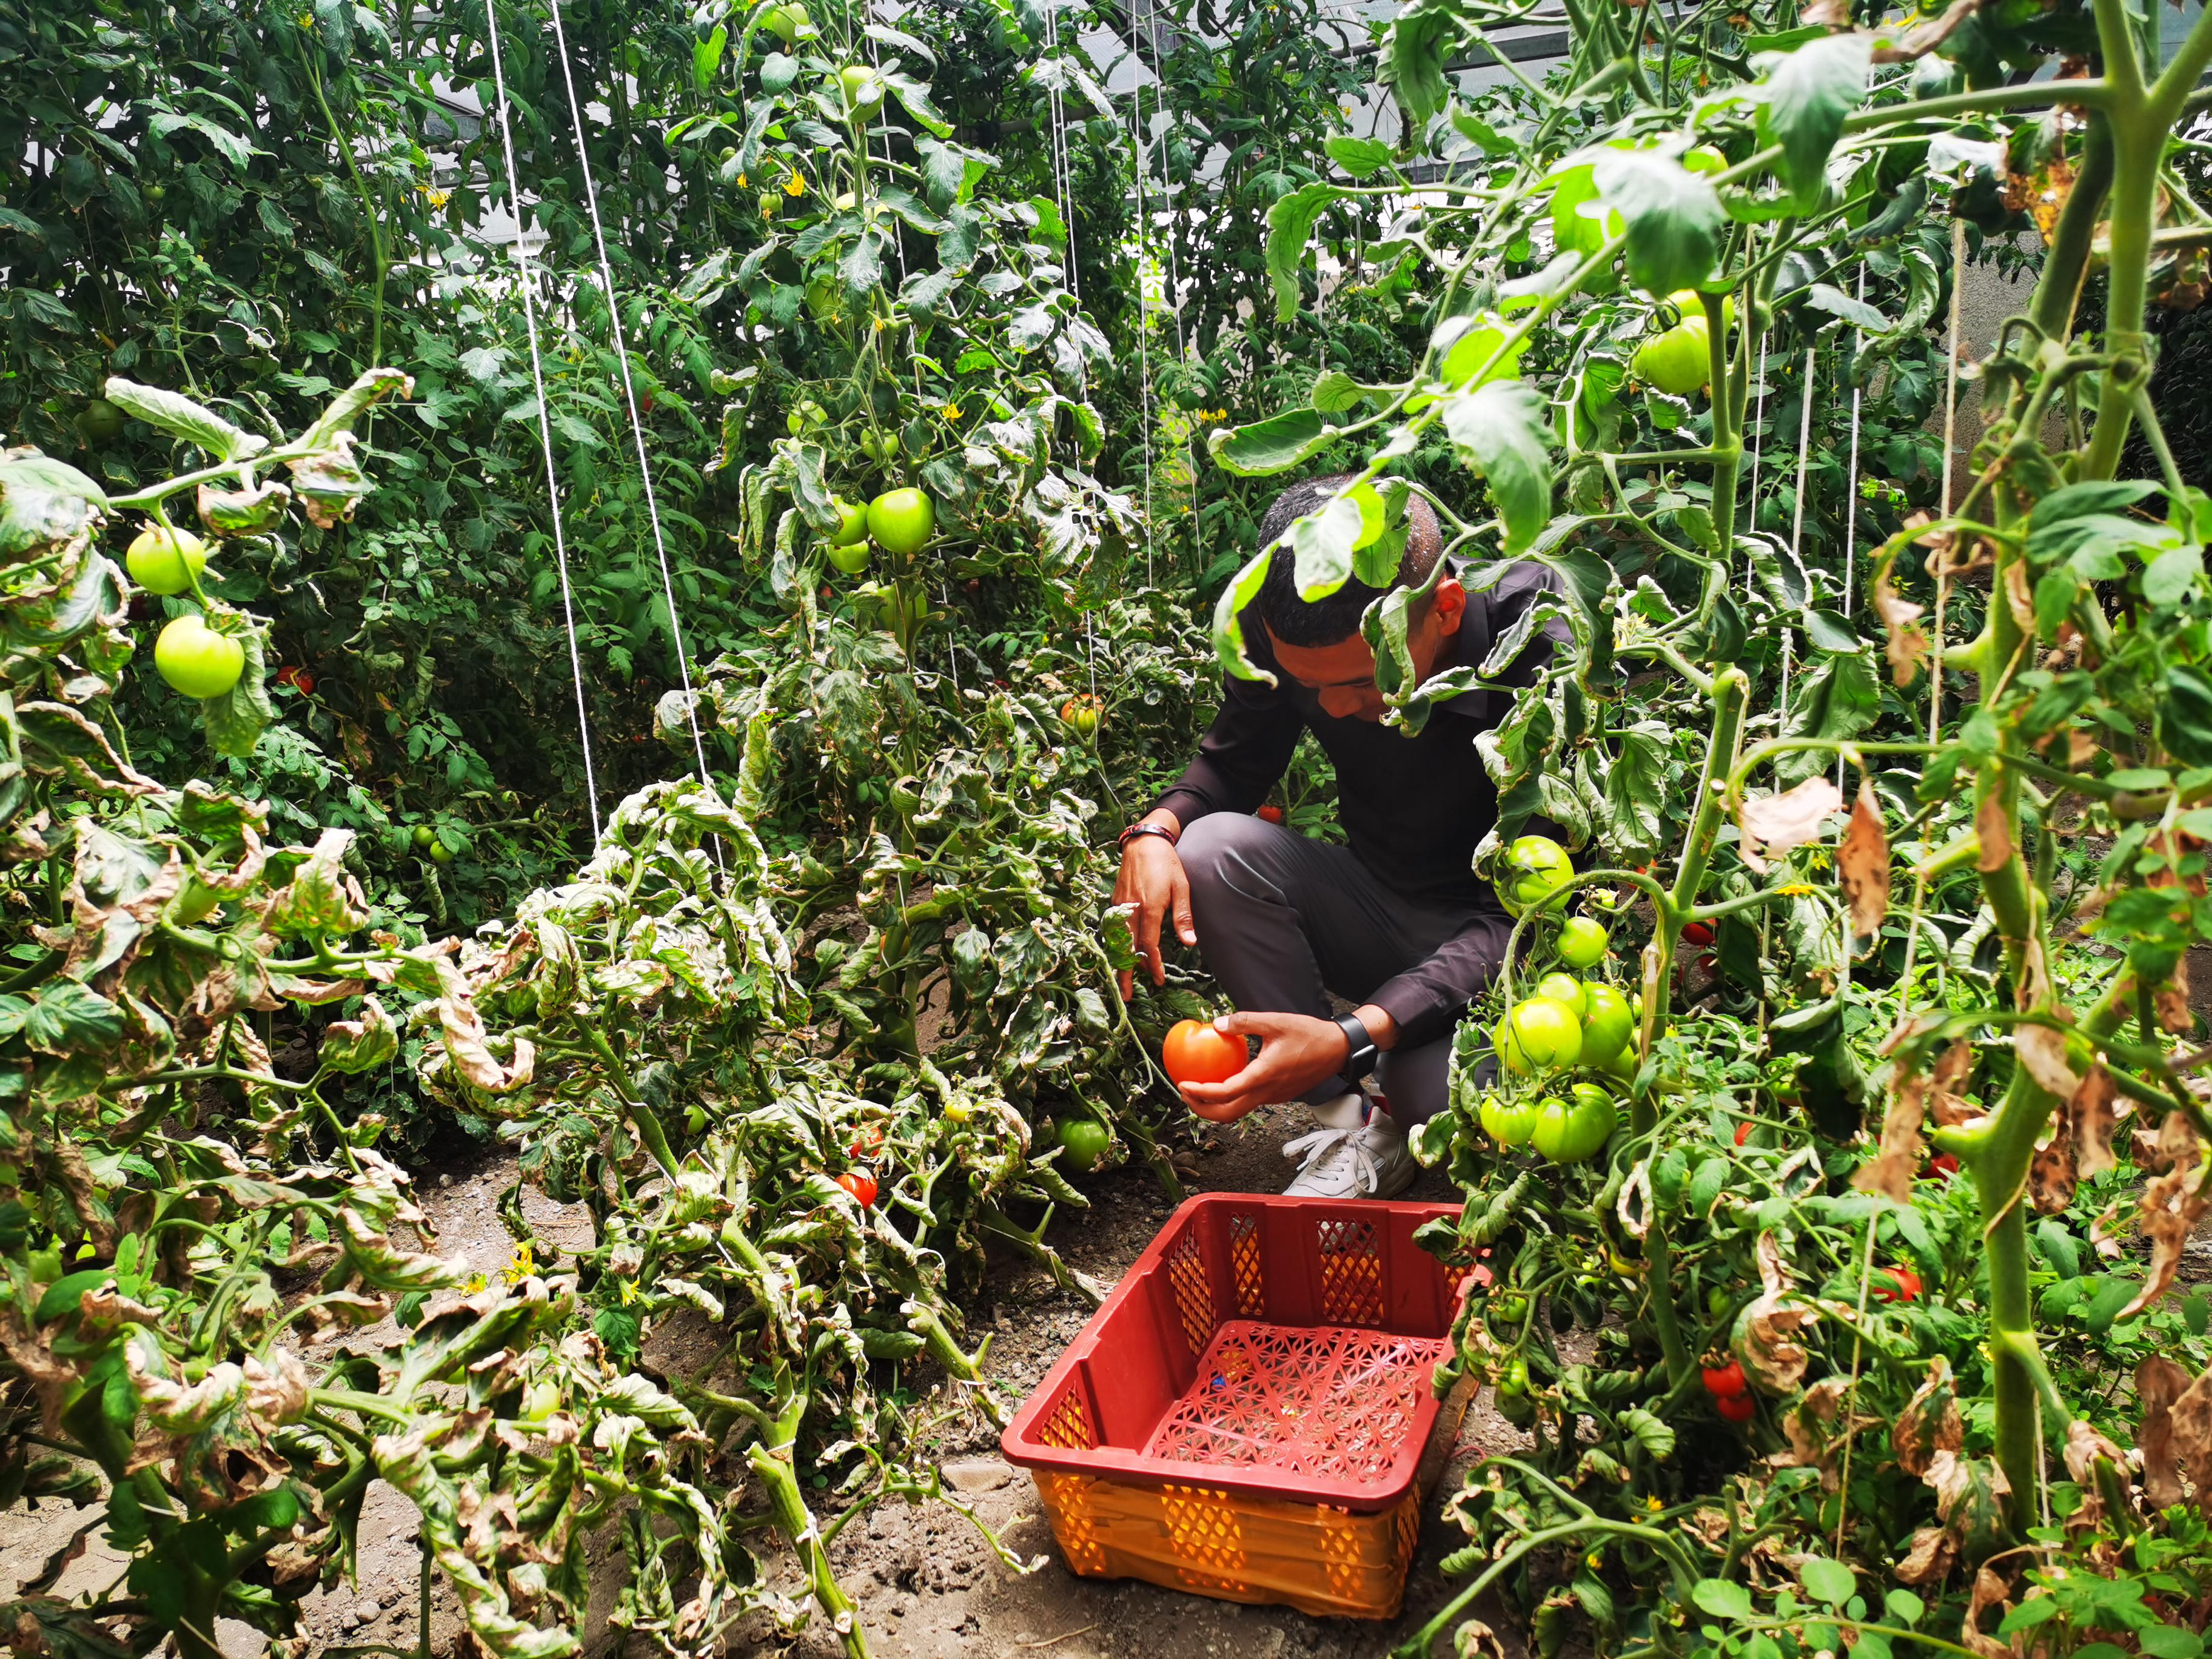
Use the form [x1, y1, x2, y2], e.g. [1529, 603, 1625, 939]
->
[2119, 1114, 2211, 1319]
[1768, 1377, 1866, 1490]
[1874, 561, 1928, 686]
[1893, 1357, 1963, 1477]
[1963, 1566, 2017, 1659]
[1838, 781, 1891, 945]
[1801, 0, 1850, 24]
[1894, 1524, 1956, 1586]
[1740, 777, 1845, 874]
[1735, 1233, 1817, 1393]
[2015, 1022, 2082, 1099]
[1976, 793, 2011, 873]
[1855, 1067, 1930, 1203]
[2071, 1064, 2120, 1178]
[2062, 1418, 2133, 1534]
[1871, 0, 1979, 60]
[2137, 1354, 2193, 1509]
[2002, 560, 2037, 634]
[435, 997, 537, 1097]
[2159, 956, 2193, 1033]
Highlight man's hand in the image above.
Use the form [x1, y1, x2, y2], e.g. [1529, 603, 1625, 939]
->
[1178, 1011, 1345, 1123]
[1176, 1005, 1401, 1123]
[1112, 811, 1192, 999]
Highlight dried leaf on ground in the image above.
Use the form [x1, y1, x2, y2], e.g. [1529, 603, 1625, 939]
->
[1740, 778, 1843, 873]
[1838, 781, 1890, 945]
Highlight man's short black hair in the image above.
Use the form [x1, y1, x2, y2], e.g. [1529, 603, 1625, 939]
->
[1255, 474, 1444, 649]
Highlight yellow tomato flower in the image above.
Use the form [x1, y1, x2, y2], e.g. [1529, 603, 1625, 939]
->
[942, 402, 962, 419]
[737, 172, 748, 187]
[784, 170, 806, 196]
[1777, 882, 1815, 897]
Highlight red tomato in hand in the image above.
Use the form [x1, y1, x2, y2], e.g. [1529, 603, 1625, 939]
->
[837, 1170, 877, 1209]
[1163, 1019, 1244, 1087]
[1871, 1265, 1922, 1303]
[1716, 1389, 1757, 1423]
[1701, 1359, 1747, 1398]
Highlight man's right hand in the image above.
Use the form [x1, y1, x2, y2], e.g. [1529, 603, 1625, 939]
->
[1113, 811, 1193, 999]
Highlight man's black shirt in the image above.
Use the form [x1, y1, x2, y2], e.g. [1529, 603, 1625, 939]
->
[1151, 560, 1569, 1050]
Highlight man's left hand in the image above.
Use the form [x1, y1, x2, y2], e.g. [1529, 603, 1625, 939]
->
[1177, 1011, 1355, 1124]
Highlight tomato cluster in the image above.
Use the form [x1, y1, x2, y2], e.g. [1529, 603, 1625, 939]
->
[1701, 1356, 1755, 1422]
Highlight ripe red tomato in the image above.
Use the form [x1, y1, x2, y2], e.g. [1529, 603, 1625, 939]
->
[848, 1123, 885, 1157]
[1256, 803, 1284, 824]
[1716, 1389, 1757, 1423]
[1701, 1359, 1746, 1398]
[1162, 1019, 1244, 1087]
[836, 1170, 877, 1209]
[1681, 922, 1715, 947]
[276, 665, 299, 688]
[294, 671, 315, 695]
[1928, 1152, 1960, 1180]
[1871, 1265, 1921, 1304]
[1734, 1121, 1753, 1147]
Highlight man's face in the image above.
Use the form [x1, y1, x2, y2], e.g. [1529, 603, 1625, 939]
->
[1266, 577, 1467, 722]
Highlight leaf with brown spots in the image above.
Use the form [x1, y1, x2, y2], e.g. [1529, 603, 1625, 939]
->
[1766, 1377, 1867, 1491]
[1732, 1233, 1817, 1393]
[2119, 1115, 2211, 1319]
[1975, 792, 2011, 873]
[2158, 955, 2193, 1033]
[2029, 1127, 2077, 1215]
[1892, 1356, 1963, 1477]
[1739, 777, 1843, 874]
[1838, 780, 1890, 945]
[2014, 1021, 2082, 1099]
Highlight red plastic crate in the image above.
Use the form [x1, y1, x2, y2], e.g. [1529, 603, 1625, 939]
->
[1001, 1194, 1471, 1618]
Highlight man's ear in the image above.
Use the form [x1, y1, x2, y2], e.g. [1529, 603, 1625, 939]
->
[1431, 574, 1467, 636]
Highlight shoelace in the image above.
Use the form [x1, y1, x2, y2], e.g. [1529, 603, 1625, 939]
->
[1281, 1125, 1381, 1195]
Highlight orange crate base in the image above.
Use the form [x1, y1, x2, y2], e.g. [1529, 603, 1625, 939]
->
[1028, 1376, 1472, 1621]
[1033, 1470, 1423, 1620]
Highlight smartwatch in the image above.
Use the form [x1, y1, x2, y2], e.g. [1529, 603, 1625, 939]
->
[1335, 1013, 1379, 1084]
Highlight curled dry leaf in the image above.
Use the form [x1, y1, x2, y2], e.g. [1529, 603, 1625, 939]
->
[2014, 1022, 2082, 1099]
[1893, 1524, 1956, 1586]
[1975, 791, 2011, 874]
[2062, 1418, 2133, 1534]
[1893, 1356, 1963, 1478]
[1766, 1377, 1866, 1491]
[1733, 1233, 1816, 1393]
[2136, 1353, 2193, 1510]
[2071, 1064, 2120, 1179]
[1963, 1566, 2017, 1659]
[1837, 780, 1890, 945]
[1739, 777, 1843, 874]
[2002, 560, 2036, 634]
[1873, 560, 1929, 686]
[2158, 955, 2193, 1033]
[2118, 1114, 2212, 1320]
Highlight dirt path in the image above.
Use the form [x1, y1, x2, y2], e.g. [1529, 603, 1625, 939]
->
[0, 1108, 1521, 1658]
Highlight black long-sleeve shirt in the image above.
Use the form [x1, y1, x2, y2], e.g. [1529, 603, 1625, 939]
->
[1153, 561, 1570, 1049]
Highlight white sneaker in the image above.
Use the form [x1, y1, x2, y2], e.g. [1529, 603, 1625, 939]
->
[1281, 1093, 1419, 1199]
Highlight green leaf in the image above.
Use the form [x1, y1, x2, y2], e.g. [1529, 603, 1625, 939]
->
[1208, 408, 1339, 477]
[1265, 183, 1352, 323]
[21, 980, 124, 1056]
[1284, 491, 1367, 600]
[1777, 652, 1879, 782]
[693, 22, 727, 92]
[1210, 548, 1279, 685]
[881, 69, 952, 137]
[1379, 0, 1457, 129]
[1694, 1579, 1755, 1620]
[1800, 1557, 1856, 1607]
[1804, 283, 1892, 334]
[0, 454, 106, 561]
[1439, 382, 1554, 555]
[2163, 666, 2212, 769]
[1803, 608, 1861, 652]
[1604, 724, 1669, 860]
[1326, 135, 1396, 178]
[320, 997, 400, 1074]
[102, 378, 266, 463]
[1757, 33, 1873, 203]
[1618, 1405, 1675, 1460]
[2144, 540, 2204, 606]
[1311, 369, 1373, 414]
[1594, 149, 1723, 295]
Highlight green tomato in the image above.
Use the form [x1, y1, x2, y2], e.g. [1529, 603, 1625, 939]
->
[1557, 915, 1610, 969]
[27, 1247, 61, 1282]
[685, 1104, 708, 1136]
[1478, 1091, 1542, 1148]
[1633, 319, 1712, 396]
[429, 840, 455, 866]
[760, 1, 808, 41]
[839, 64, 884, 109]
[1532, 1082, 1618, 1165]
[126, 525, 209, 596]
[1057, 1118, 1110, 1172]
[76, 397, 127, 447]
[826, 538, 870, 574]
[1681, 145, 1728, 175]
[1533, 971, 1587, 1021]
[153, 615, 245, 699]
[867, 487, 935, 555]
[412, 825, 437, 849]
[1496, 996, 1583, 1076]
[1495, 1354, 1531, 1397]
[1578, 984, 1635, 1069]
[829, 497, 870, 547]
[1500, 834, 1575, 916]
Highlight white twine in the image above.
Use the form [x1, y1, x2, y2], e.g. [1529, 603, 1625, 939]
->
[481, 0, 604, 843]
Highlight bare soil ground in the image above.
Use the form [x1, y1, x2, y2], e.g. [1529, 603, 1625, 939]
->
[0, 1105, 1525, 1658]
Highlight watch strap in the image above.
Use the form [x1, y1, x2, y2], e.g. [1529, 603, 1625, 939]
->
[1119, 822, 1180, 850]
[1335, 1012, 1378, 1081]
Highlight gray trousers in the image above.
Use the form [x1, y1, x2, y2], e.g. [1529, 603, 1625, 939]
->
[1177, 814, 1506, 1125]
